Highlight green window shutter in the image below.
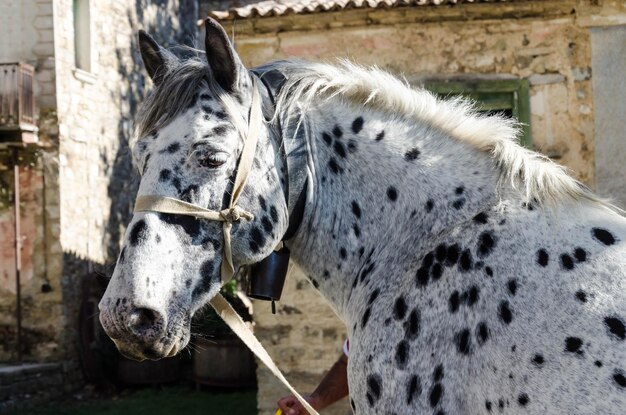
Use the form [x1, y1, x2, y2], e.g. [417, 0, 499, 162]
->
[423, 79, 532, 149]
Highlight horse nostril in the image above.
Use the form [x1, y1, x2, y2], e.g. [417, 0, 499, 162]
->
[127, 307, 164, 338]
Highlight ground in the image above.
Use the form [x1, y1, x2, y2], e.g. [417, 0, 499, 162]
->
[7, 385, 257, 415]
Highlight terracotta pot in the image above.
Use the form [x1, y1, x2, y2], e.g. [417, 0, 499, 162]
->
[192, 335, 256, 387]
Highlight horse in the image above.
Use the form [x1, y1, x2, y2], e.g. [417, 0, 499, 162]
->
[99, 18, 626, 414]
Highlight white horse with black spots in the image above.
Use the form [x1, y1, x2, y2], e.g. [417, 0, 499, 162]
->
[99, 18, 626, 414]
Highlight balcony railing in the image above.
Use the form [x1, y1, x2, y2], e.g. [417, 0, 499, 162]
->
[0, 63, 38, 143]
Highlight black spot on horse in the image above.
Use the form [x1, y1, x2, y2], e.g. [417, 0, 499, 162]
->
[449, 291, 460, 313]
[467, 285, 480, 306]
[536, 249, 549, 267]
[332, 125, 343, 138]
[431, 263, 443, 280]
[160, 142, 180, 154]
[352, 117, 364, 134]
[452, 198, 465, 210]
[159, 169, 171, 182]
[433, 365, 444, 381]
[518, 393, 529, 407]
[347, 139, 358, 153]
[193, 260, 216, 297]
[459, 249, 473, 272]
[375, 131, 385, 141]
[395, 340, 409, 368]
[436, 244, 447, 262]
[426, 199, 434, 212]
[592, 228, 616, 246]
[366, 374, 382, 407]
[605, 316, 626, 340]
[180, 185, 199, 203]
[261, 216, 274, 233]
[351, 201, 362, 219]
[340, 248, 347, 259]
[353, 224, 361, 238]
[328, 158, 343, 175]
[445, 244, 460, 266]
[361, 307, 371, 329]
[416, 266, 429, 286]
[455, 186, 465, 195]
[457, 328, 472, 355]
[485, 401, 492, 412]
[129, 220, 149, 246]
[613, 370, 626, 388]
[334, 141, 347, 158]
[406, 375, 421, 405]
[270, 206, 279, 222]
[499, 301, 513, 324]
[477, 232, 497, 257]
[387, 187, 398, 202]
[564, 337, 583, 353]
[429, 383, 443, 407]
[473, 212, 488, 224]
[560, 254, 574, 270]
[322, 132, 332, 146]
[404, 147, 420, 161]
[404, 308, 420, 340]
[159, 213, 201, 239]
[213, 125, 229, 136]
[476, 322, 490, 345]
[507, 279, 517, 296]
[574, 248, 587, 262]
[250, 227, 266, 253]
[485, 266, 493, 277]
[394, 296, 407, 320]
[532, 354, 544, 366]
[258, 195, 267, 211]
[575, 290, 587, 303]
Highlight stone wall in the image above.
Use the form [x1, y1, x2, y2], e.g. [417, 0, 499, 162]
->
[210, 2, 626, 413]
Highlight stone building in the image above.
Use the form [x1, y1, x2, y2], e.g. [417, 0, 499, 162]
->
[199, 1, 626, 414]
[0, 0, 197, 409]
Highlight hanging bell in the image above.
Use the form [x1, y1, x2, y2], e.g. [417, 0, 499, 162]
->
[247, 247, 290, 304]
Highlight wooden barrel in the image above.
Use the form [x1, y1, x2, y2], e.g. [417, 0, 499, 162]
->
[192, 335, 256, 387]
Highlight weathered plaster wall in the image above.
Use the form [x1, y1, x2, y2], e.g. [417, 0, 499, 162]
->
[221, 4, 621, 414]
[591, 24, 626, 207]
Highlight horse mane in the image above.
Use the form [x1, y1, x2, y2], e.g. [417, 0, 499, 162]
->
[273, 59, 622, 213]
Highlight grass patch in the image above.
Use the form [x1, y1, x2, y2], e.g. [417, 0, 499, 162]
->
[9, 386, 257, 415]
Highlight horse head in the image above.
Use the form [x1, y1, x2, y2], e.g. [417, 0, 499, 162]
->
[99, 19, 290, 360]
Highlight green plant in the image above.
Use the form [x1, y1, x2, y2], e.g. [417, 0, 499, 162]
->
[192, 280, 251, 338]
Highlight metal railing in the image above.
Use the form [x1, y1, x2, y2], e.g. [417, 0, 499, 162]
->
[0, 63, 36, 130]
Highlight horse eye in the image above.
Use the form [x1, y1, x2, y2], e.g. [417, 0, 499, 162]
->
[199, 153, 227, 169]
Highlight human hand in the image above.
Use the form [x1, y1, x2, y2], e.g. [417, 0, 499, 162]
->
[276, 394, 319, 415]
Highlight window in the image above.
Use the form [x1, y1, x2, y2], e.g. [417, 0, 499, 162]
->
[73, 0, 91, 72]
[421, 78, 532, 148]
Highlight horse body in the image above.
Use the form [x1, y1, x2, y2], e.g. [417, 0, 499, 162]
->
[279, 85, 626, 414]
[99, 20, 626, 414]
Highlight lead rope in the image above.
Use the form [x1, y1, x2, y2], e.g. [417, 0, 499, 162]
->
[134, 80, 319, 415]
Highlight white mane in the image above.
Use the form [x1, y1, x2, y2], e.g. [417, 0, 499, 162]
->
[273, 60, 621, 214]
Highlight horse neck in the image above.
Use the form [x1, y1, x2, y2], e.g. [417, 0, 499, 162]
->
[282, 99, 501, 321]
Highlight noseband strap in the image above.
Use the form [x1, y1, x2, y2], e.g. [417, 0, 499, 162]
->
[134, 79, 263, 284]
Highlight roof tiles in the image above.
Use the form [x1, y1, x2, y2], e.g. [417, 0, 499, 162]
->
[208, 0, 517, 20]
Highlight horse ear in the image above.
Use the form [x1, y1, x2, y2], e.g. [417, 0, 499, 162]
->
[138, 30, 175, 84]
[204, 18, 243, 92]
